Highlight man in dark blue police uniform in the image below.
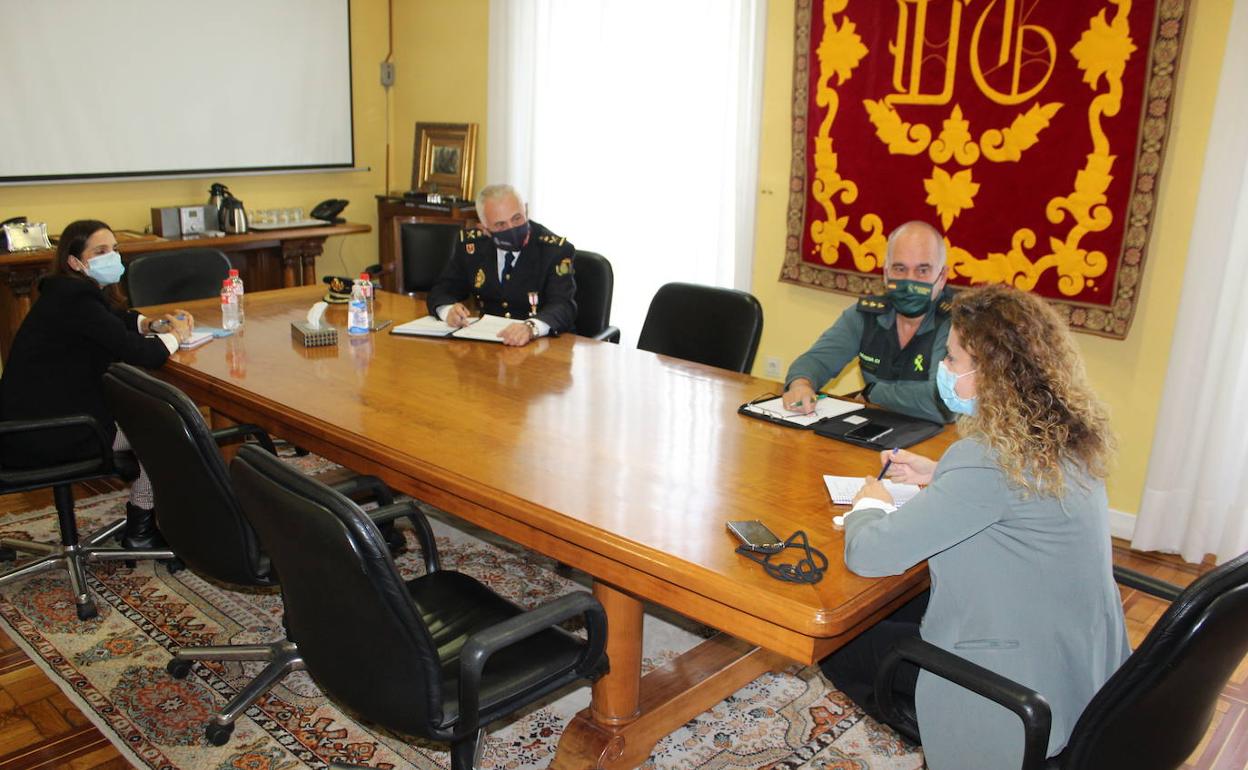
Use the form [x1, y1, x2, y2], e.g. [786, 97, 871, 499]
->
[782, 221, 953, 424]
[427, 183, 576, 346]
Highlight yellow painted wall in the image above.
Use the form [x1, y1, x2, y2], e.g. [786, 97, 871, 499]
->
[0, 2, 391, 277]
[388, 0, 491, 197]
[749, 0, 1235, 515]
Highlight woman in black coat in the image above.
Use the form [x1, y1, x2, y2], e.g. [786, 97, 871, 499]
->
[0, 219, 193, 548]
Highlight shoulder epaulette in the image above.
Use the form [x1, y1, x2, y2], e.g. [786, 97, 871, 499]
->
[857, 296, 889, 314]
[460, 228, 487, 242]
[537, 233, 566, 247]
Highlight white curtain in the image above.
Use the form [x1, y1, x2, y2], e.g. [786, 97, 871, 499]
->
[487, 0, 765, 345]
[1132, 0, 1248, 565]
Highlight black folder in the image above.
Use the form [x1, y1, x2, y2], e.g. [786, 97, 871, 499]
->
[813, 406, 944, 450]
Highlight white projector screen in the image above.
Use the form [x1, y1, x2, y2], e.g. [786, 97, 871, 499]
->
[0, 0, 354, 183]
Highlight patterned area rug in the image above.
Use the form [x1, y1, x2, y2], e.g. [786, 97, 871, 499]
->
[0, 456, 925, 769]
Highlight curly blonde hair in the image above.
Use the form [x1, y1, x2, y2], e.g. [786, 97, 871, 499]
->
[950, 285, 1114, 496]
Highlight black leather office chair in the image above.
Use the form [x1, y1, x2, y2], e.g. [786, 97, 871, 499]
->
[875, 553, 1248, 770]
[636, 282, 764, 373]
[0, 413, 174, 620]
[572, 250, 620, 342]
[399, 221, 460, 293]
[229, 444, 610, 770]
[124, 248, 232, 307]
[101, 363, 435, 745]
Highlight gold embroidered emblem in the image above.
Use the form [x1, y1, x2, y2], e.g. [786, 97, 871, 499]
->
[473, 268, 485, 289]
[555, 257, 573, 276]
[466, 243, 475, 255]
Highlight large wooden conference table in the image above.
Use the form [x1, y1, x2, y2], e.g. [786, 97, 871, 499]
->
[151, 286, 953, 769]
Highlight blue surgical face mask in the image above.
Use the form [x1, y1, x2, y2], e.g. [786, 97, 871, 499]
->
[83, 251, 125, 286]
[937, 359, 977, 415]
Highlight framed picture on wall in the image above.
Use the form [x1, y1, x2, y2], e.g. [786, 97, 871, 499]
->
[411, 122, 478, 199]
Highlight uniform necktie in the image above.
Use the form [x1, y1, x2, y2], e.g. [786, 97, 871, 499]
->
[502, 252, 517, 283]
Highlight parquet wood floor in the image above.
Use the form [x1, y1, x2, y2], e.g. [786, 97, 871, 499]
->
[0, 486, 1242, 769]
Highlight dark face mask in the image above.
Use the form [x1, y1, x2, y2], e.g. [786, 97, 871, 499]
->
[886, 279, 935, 317]
[490, 220, 531, 251]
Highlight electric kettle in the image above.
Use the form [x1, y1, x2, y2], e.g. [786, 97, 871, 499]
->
[220, 194, 247, 234]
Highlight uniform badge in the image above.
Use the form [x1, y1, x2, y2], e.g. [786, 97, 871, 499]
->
[466, 243, 475, 255]
[555, 257, 573, 276]
[528, 291, 539, 316]
[913, 353, 925, 372]
[473, 268, 486, 289]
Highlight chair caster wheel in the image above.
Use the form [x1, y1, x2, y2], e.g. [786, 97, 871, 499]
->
[166, 658, 193, 679]
[76, 603, 98, 621]
[0, 547, 15, 561]
[205, 720, 234, 746]
[123, 559, 136, 569]
[162, 557, 185, 575]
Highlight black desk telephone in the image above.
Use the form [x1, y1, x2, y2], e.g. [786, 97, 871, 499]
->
[310, 199, 349, 223]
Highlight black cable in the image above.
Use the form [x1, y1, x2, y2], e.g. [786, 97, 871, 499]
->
[736, 530, 828, 584]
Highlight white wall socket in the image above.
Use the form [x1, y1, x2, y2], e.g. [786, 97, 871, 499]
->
[763, 356, 783, 379]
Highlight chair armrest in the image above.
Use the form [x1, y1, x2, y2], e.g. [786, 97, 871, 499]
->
[456, 591, 608, 735]
[0, 414, 113, 460]
[210, 424, 277, 455]
[330, 474, 395, 507]
[1113, 565, 1182, 602]
[364, 501, 440, 575]
[876, 637, 1052, 770]
[593, 326, 621, 343]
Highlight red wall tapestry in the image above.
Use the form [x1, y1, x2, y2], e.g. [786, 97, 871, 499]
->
[781, 0, 1189, 338]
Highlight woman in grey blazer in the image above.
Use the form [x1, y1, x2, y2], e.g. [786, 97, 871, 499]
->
[824, 285, 1130, 770]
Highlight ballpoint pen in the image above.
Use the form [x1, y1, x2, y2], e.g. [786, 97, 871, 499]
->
[877, 446, 899, 480]
[372, 319, 394, 332]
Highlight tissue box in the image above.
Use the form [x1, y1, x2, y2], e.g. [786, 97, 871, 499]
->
[291, 322, 338, 347]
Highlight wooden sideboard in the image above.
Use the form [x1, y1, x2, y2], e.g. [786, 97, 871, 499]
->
[375, 195, 476, 293]
[0, 222, 370, 362]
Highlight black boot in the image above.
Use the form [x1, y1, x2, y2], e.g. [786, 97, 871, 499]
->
[120, 503, 167, 550]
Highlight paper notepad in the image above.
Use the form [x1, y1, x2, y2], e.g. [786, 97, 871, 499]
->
[178, 331, 214, 350]
[391, 314, 515, 343]
[740, 395, 864, 427]
[391, 316, 457, 337]
[824, 475, 921, 506]
[826, 475, 921, 527]
[447, 314, 514, 343]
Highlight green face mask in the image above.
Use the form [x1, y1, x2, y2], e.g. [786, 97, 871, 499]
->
[885, 279, 934, 318]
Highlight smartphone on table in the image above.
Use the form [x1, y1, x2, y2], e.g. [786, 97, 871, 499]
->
[844, 422, 894, 443]
[726, 520, 785, 554]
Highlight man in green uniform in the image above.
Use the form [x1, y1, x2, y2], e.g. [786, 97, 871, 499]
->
[427, 183, 577, 346]
[782, 220, 953, 424]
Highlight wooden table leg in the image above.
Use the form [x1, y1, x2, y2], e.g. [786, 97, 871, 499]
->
[590, 582, 643, 727]
[551, 582, 786, 769]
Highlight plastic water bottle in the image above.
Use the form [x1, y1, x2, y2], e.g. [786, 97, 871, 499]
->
[228, 268, 245, 325]
[347, 277, 370, 335]
[359, 271, 374, 326]
[221, 279, 241, 330]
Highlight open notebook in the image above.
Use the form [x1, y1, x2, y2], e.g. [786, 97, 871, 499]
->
[739, 395, 864, 427]
[391, 314, 516, 343]
[825, 475, 921, 526]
